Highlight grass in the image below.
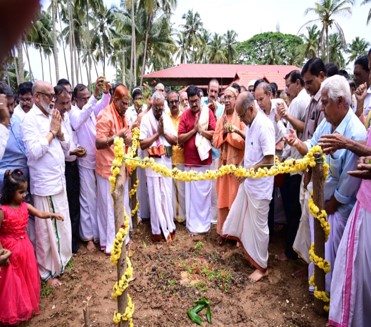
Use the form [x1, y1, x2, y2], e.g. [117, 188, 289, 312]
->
[41, 281, 54, 298]
[65, 257, 74, 271]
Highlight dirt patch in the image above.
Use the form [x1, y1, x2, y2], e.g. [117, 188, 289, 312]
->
[26, 222, 327, 327]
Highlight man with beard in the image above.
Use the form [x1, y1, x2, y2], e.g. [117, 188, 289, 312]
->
[140, 91, 177, 241]
[22, 80, 71, 287]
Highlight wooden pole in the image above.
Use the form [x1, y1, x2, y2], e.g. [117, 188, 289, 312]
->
[130, 170, 138, 230]
[312, 152, 326, 316]
[112, 162, 129, 327]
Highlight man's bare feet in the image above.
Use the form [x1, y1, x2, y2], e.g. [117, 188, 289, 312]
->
[275, 252, 288, 261]
[86, 240, 96, 252]
[248, 269, 268, 283]
[46, 277, 62, 287]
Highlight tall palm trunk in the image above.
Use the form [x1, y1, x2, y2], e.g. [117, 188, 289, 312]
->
[122, 50, 126, 84]
[69, 0, 75, 86]
[48, 55, 53, 84]
[58, 9, 69, 80]
[16, 39, 25, 83]
[23, 43, 33, 80]
[14, 56, 20, 85]
[51, 0, 59, 81]
[140, 14, 152, 86]
[39, 49, 45, 80]
[130, 0, 137, 88]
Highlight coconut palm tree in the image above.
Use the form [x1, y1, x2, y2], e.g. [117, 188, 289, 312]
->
[138, 0, 177, 86]
[208, 33, 227, 63]
[347, 37, 370, 64]
[175, 31, 189, 64]
[180, 9, 203, 63]
[328, 33, 346, 67]
[223, 30, 238, 64]
[361, 0, 371, 24]
[300, 0, 354, 63]
[194, 28, 210, 63]
[300, 25, 321, 59]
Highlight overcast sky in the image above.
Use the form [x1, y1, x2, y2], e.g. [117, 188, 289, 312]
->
[35, 0, 371, 84]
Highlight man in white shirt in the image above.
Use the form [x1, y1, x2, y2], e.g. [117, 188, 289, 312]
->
[69, 77, 111, 252]
[139, 91, 177, 242]
[12, 81, 33, 122]
[222, 92, 275, 283]
[55, 85, 87, 254]
[0, 95, 10, 160]
[22, 80, 71, 287]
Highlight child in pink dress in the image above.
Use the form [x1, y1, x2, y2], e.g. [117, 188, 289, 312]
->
[0, 170, 64, 325]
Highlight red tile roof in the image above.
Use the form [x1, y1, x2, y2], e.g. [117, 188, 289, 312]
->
[143, 64, 301, 90]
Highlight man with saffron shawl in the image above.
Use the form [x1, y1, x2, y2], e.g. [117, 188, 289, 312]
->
[96, 85, 132, 255]
[213, 87, 245, 245]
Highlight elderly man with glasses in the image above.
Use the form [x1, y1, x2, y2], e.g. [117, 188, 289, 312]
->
[139, 91, 177, 242]
[69, 76, 111, 252]
[21, 80, 72, 287]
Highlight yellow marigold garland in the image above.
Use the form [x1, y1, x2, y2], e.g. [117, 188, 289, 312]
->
[309, 275, 330, 311]
[129, 179, 139, 198]
[110, 211, 130, 265]
[110, 137, 125, 192]
[113, 294, 135, 326]
[308, 196, 330, 241]
[112, 256, 134, 299]
[309, 243, 330, 273]
[131, 201, 139, 217]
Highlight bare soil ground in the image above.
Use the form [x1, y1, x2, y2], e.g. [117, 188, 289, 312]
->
[25, 222, 327, 327]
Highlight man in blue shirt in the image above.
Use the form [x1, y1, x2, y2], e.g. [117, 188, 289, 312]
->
[286, 74, 367, 292]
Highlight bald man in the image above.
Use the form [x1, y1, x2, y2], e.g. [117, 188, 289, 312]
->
[22, 80, 72, 287]
[95, 85, 132, 255]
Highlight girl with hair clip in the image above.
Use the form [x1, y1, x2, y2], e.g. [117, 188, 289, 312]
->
[0, 169, 63, 325]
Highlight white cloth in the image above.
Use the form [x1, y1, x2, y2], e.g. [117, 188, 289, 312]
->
[329, 203, 371, 327]
[282, 88, 311, 162]
[63, 112, 79, 162]
[126, 104, 148, 128]
[22, 105, 70, 196]
[139, 109, 177, 178]
[210, 158, 218, 224]
[12, 104, 26, 122]
[96, 174, 130, 254]
[185, 165, 211, 234]
[222, 183, 270, 270]
[258, 99, 287, 144]
[293, 179, 312, 263]
[0, 123, 9, 160]
[78, 166, 98, 241]
[147, 174, 175, 239]
[137, 164, 151, 220]
[172, 164, 186, 222]
[33, 188, 72, 280]
[69, 93, 110, 169]
[195, 105, 212, 161]
[362, 88, 371, 117]
[244, 110, 275, 200]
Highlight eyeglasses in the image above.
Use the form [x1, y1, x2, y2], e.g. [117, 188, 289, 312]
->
[169, 100, 179, 104]
[19, 97, 33, 103]
[38, 92, 55, 100]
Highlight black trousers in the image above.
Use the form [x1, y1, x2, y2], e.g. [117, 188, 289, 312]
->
[65, 160, 81, 253]
[280, 173, 302, 259]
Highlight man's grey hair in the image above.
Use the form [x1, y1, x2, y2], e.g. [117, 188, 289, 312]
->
[321, 75, 351, 108]
[240, 92, 256, 112]
[151, 90, 165, 102]
[255, 82, 272, 95]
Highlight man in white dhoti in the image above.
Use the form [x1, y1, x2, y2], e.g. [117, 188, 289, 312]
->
[178, 85, 216, 234]
[222, 92, 275, 283]
[140, 91, 177, 242]
[69, 77, 110, 252]
[286, 75, 367, 292]
[22, 80, 71, 287]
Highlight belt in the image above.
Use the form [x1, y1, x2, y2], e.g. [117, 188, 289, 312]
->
[65, 160, 78, 166]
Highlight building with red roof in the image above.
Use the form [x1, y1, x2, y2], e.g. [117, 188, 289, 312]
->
[143, 64, 301, 91]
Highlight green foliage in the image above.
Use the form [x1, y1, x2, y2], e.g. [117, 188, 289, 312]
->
[236, 32, 304, 65]
[41, 281, 54, 298]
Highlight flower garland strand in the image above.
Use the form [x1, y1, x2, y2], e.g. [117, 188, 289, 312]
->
[307, 151, 331, 312]
[110, 136, 135, 326]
